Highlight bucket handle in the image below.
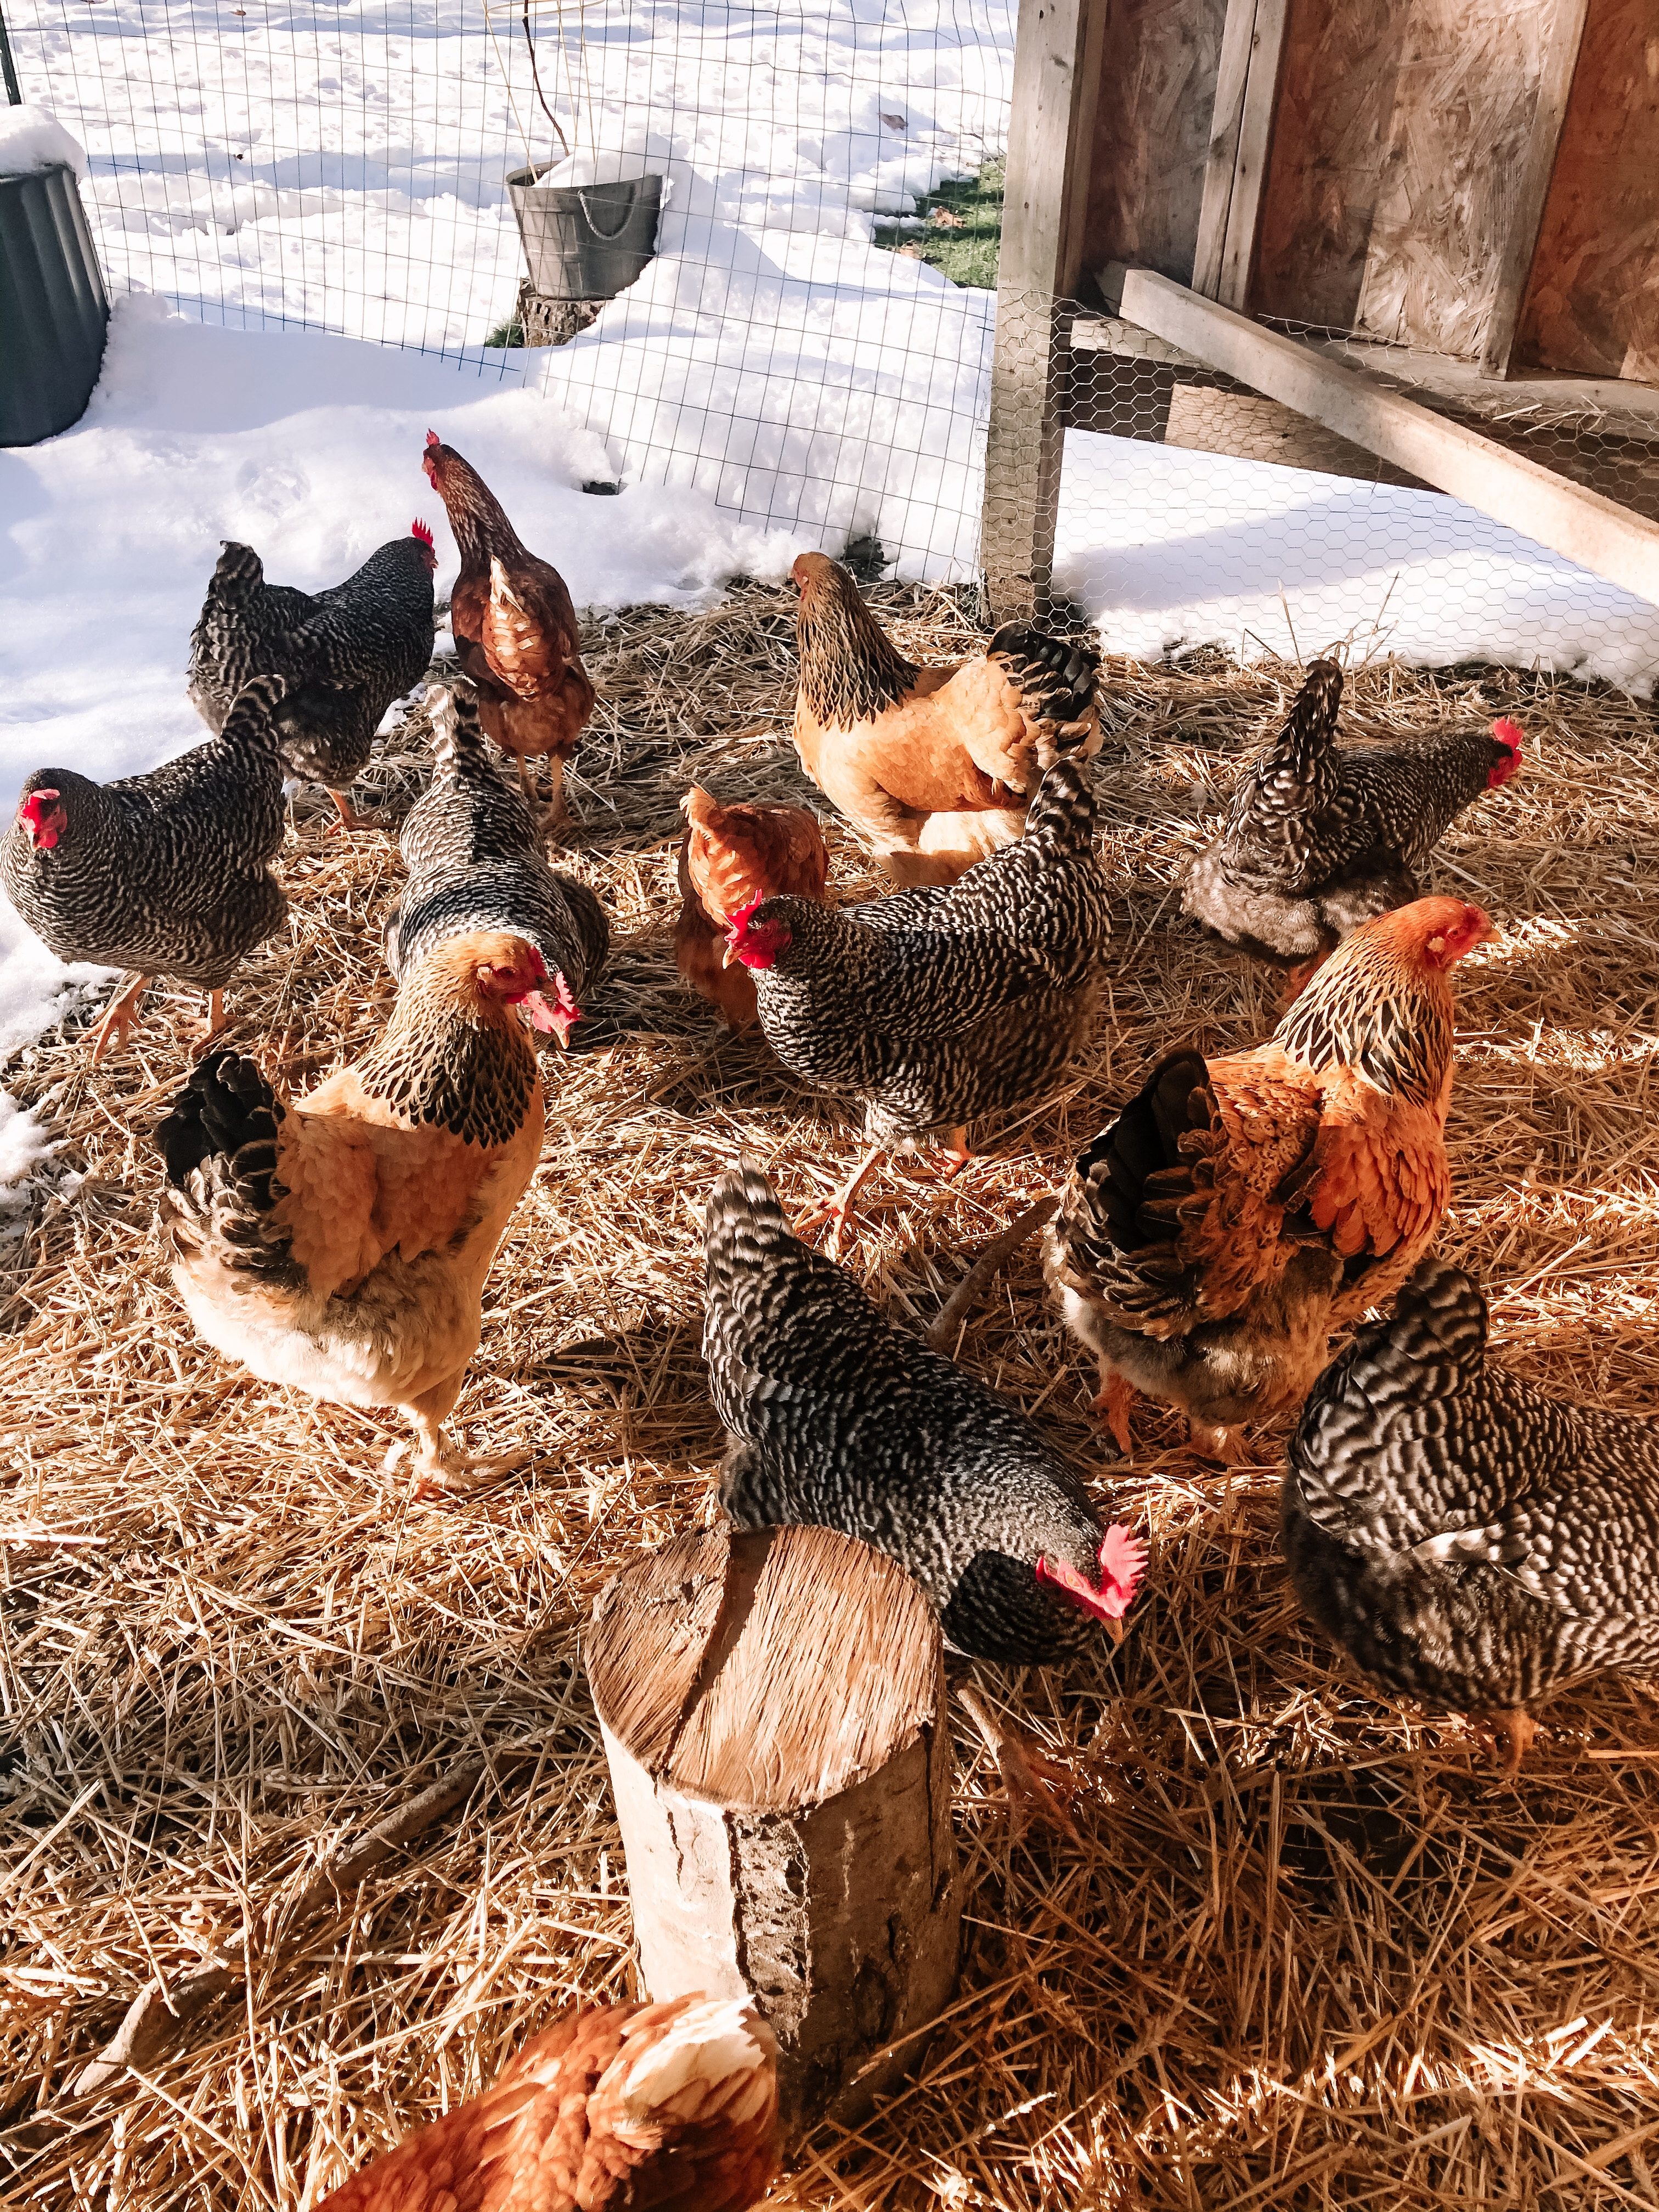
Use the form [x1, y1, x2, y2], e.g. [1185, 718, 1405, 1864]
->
[577, 183, 654, 240]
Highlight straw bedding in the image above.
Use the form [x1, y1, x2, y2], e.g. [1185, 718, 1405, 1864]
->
[4, 582, 1659, 2209]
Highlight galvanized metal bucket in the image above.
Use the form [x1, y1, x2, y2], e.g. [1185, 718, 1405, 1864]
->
[506, 168, 662, 303]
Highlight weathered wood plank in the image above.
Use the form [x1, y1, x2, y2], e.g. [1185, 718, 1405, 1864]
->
[1193, 0, 1265, 298]
[1216, 0, 1289, 310]
[1111, 264, 1659, 603]
[1082, 0, 1227, 286]
[1479, 0, 1591, 377]
[1514, 0, 1659, 384]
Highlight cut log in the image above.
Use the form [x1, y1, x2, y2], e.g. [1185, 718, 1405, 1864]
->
[587, 1523, 961, 2141]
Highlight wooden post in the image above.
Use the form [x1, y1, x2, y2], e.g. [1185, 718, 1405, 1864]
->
[586, 1523, 961, 2143]
[1192, 0, 1291, 310]
[980, 0, 1107, 622]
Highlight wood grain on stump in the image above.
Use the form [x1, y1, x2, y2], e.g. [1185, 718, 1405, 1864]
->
[588, 1523, 961, 2140]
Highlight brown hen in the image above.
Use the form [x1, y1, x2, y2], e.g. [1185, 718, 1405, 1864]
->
[317, 1995, 780, 2212]
[422, 432, 595, 824]
[155, 931, 547, 1491]
[1045, 897, 1493, 1462]
[675, 783, 830, 1029]
[791, 551, 1101, 884]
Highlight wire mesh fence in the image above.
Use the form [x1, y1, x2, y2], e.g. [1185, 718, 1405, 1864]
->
[7, 0, 1659, 681]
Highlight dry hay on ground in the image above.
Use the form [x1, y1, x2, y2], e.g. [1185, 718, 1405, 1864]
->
[4, 583, 1659, 2210]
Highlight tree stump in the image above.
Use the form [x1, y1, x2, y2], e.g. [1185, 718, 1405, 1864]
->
[587, 1523, 961, 2141]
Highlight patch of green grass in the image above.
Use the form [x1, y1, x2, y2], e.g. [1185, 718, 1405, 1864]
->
[874, 156, 1003, 291]
[486, 312, 524, 349]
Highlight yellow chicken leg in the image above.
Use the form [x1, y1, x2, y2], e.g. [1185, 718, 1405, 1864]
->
[91, 974, 150, 1063]
[959, 1684, 1084, 1844]
[933, 1127, 972, 1181]
[1477, 1708, 1536, 1780]
[1092, 1371, 1136, 1455]
[326, 789, 371, 834]
[795, 1144, 885, 1257]
[187, 990, 227, 1062]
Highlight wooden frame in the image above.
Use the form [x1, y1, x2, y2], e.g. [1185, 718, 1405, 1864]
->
[1479, 0, 1592, 378]
[1191, 0, 1289, 308]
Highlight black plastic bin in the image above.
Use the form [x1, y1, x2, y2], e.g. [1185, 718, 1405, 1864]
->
[506, 168, 662, 302]
[1, 157, 109, 445]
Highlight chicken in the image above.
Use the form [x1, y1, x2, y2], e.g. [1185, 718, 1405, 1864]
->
[385, 683, 608, 1047]
[317, 1995, 780, 2212]
[1182, 657, 1521, 984]
[421, 431, 594, 825]
[791, 550, 1101, 885]
[724, 758, 1109, 1245]
[1282, 1259, 1659, 1778]
[675, 783, 829, 1030]
[2, 675, 290, 1061]
[188, 523, 439, 829]
[705, 1161, 1147, 1814]
[1045, 896, 1492, 1463]
[155, 930, 547, 1489]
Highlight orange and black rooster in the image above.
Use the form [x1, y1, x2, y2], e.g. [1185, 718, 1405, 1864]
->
[1046, 897, 1492, 1462]
[791, 550, 1100, 884]
[318, 1994, 780, 2212]
[422, 432, 594, 824]
[675, 783, 829, 1029]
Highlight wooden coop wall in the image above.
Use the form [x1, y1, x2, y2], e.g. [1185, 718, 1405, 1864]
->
[1250, 0, 1554, 360]
[1513, 0, 1659, 384]
[1080, 0, 1228, 285]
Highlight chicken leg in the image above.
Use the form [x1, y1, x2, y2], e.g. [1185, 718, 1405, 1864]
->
[187, 991, 227, 1062]
[91, 975, 150, 1063]
[326, 789, 371, 834]
[1477, 1708, 1536, 1780]
[1092, 1371, 1136, 1455]
[958, 1683, 1085, 1845]
[795, 1144, 885, 1258]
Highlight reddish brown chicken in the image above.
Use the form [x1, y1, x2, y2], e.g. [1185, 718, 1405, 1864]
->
[675, 783, 830, 1029]
[317, 1995, 780, 2212]
[1046, 897, 1492, 1462]
[791, 551, 1101, 884]
[422, 432, 595, 824]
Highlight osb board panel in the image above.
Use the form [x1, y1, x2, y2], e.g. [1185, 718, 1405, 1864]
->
[1515, 0, 1659, 384]
[1252, 0, 1551, 359]
[1082, 0, 1228, 286]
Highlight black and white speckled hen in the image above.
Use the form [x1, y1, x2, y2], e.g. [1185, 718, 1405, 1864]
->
[2, 675, 290, 1060]
[1046, 898, 1492, 1463]
[1282, 1258, 1659, 1776]
[705, 1159, 1146, 1661]
[188, 523, 438, 828]
[385, 682, 608, 1046]
[1182, 658, 1520, 982]
[724, 757, 1110, 1244]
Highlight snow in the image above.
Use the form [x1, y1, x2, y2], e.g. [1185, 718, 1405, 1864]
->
[1057, 433, 1659, 691]
[0, 292, 811, 1061]
[0, 103, 89, 183]
[0, 1094, 53, 1210]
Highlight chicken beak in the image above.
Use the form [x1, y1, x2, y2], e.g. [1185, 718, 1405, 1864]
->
[1104, 1615, 1127, 1646]
[721, 936, 742, 970]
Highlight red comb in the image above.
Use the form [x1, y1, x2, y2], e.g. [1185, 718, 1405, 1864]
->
[1098, 1524, 1148, 1600]
[724, 889, 767, 940]
[425, 428, 442, 449]
[411, 518, 435, 547]
[1491, 717, 1523, 753]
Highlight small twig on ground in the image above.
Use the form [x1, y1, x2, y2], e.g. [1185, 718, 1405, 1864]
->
[927, 1194, 1058, 1355]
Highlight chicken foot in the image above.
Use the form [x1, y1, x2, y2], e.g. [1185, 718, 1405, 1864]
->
[1092, 1371, 1136, 1455]
[325, 789, 373, 834]
[794, 1144, 885, 1259]
[91, 975, 150, 1063]
[1475, 1707, 1537, 1781]
[518, 752, 569, 836]
[958, 1683, 1085, 1846]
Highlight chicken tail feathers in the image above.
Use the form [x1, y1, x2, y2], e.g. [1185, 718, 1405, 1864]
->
[218, 673, 292, 759]
[1287, 1258, 1489, 1542]
[987, 625, 1099, 746]
[205, 540, 268, 607]
[704, 1159, 797, 1291]
[1022, 758, 1096, 856]
[156, 1050, 296, 1282]
[425, 679, 488, 776]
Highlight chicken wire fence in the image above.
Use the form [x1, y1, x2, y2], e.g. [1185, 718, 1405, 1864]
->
[8, 0, 1659, 678]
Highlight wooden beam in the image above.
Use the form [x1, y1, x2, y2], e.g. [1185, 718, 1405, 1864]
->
[1110, 264, 1659, 606]
[980, 0, 1107, 621]
[1480, 0, 1592, 379]
[1190, 0, 1289, 309]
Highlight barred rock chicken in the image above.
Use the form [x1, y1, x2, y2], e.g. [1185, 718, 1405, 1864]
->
[188, 524, 439, 829]
[725, 758, 1109, 1245]
[422, 431, 594, 825]
[386, 684, 608, 1047]
[675, 783, 829, 1030]
[792, 550, 1102, 884]
[1182, 658, 1521, 981]
[317, 1995, 780, 2212]
[2, 675, 290, 1061]
[1283, 1260, 1659, 1776]
[155, 930, 547, 1489]
[706, 1161, 1147, 1803]
[1045, 897, 1492, 1463]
